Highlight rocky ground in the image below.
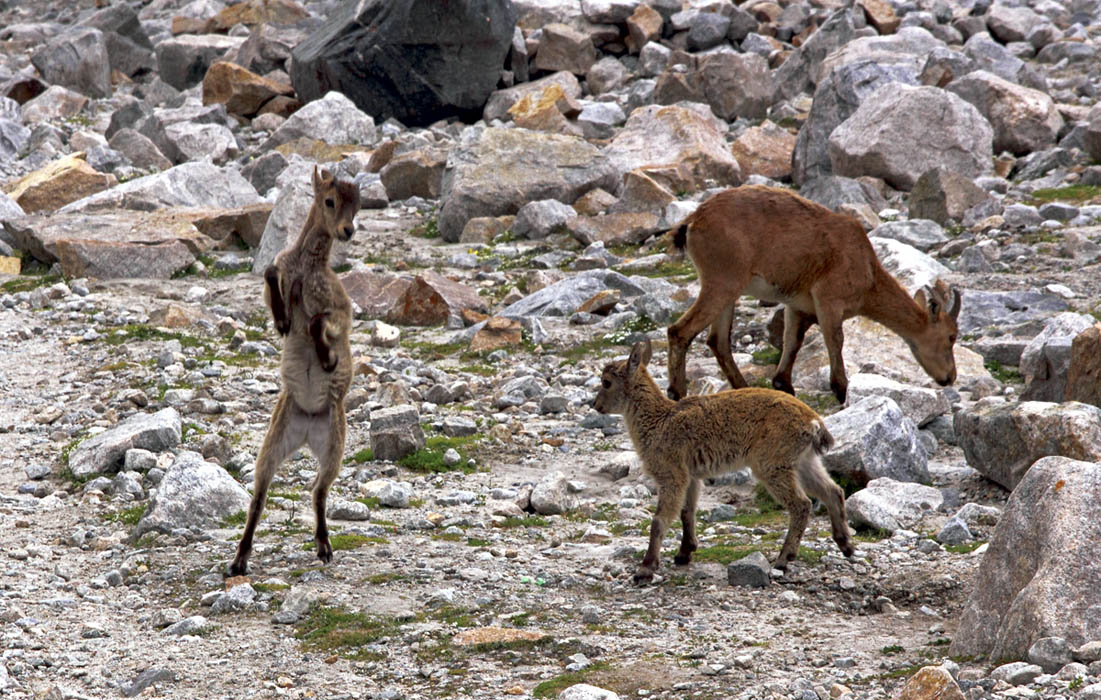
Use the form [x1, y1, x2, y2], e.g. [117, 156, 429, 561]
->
[2, 0, 1101, 699]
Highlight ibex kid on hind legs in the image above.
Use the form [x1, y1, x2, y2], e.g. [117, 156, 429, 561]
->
[229, 167, 361, 577]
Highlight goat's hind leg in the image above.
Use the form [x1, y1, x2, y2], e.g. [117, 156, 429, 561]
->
[306, 401, 347, 564]
[706, 303, 748, 391]
[674, 478, 701, 566]
[797, 451, 853, 558]
[667, 284, 745, 400]
[636, 479, 689, 584]
[229, 393, 306, 576]
[759, 463, 811, 570]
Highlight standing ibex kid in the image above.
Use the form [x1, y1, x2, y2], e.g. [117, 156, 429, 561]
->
[665, 185, 961, 404]
[230, 167, 360, 576]
[595, 340, 853, 585]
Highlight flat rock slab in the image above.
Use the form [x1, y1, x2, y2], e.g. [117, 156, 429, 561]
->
[452, 627, 548, 647]
[56, 238, 195, 279]
[3, 210, 214, 265]
[57, 161, 261, 214]
[69, 407, 182, 479]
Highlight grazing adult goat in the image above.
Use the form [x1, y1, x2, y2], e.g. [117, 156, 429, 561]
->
[595, 340, 853, 585]
[665, 185, 961, 404]
[229, 167, 360, 576]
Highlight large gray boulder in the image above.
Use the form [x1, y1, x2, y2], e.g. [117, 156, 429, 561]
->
[908, 167, 999, 226]
[1085, 104, 1101, 163]
[57, 162, 261, 214]
[263, 91, 377, 150]
[602, 102, 741, 196]
[134, 451, 250, 537]
[955, 290, 1069, 336]
[483, 71, 582, 123]
[530, 470, 577, 515]
[964, 32, 1045, 90]
[1020, 313, 1097, 402]
[815, 27, 943, 84]
[844, 374, 950, 427]
[79, 3, 155, 78]
[846, 477, 944, 533]
[437, 127, 616, 242]
[290, 0, 516, 127]
[155, 34, 244, 90]
[792, 60, 919, 185]
[950, 457, 1101, 661]
[955, 399, 1101, 490]
[370, 405, 425, 462]
[829, 83, 993, 190]
[0, 191, 25, 223]
[500, 269, 648, 318]
[697, 49, 771, 121]
[946, 70, 1063, 156]
[30, 28, 111, 99]
[867, 220, 948, 253]
[69, 408, 182, 479]
[823, 396, 929, 485]
[771, 8, 857, 102]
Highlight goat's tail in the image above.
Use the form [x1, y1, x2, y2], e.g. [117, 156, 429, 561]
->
[811, 419, 834, 456]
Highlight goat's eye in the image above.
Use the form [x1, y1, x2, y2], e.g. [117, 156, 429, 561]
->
[325, 198, 335, 208]
[601, 380, 610, 389]
[949, 335, 957, 344]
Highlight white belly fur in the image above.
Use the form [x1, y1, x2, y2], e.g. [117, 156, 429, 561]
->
[281, 335, 331, 414]
[743, 276, 816, 314]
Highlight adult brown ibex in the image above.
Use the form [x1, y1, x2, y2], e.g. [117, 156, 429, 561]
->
[230, 167, 360, 576]
[595, 340, 853, 585]
[665, 185, 961, 404]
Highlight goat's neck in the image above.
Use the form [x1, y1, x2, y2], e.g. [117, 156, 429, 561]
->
[291, 204, 334, 265]
[623, 369, 675, 442]
[861, 265, 929, 340]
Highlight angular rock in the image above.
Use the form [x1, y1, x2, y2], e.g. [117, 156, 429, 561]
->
[950, 457, 1101, 660]
[190, 203, 272, 249]
[1020, 313, 1097, 403]
[986, 4, 1043, 44]
[201, 61, 294, 118]
[568, 213, 662, 247]
[989, 662, 1043, 686]
[868, 221, 948, 253]
[844, 374, 950, 427]
[19, 85, 88, 123]
[603, 103, 741, 196]
[380, 149, 447, 201]
[56, 239, 195, 280]
[291, 0, 516, 127]
[163, 122, 239, 166]
[252, 160, 350, 273]
[1028, 637, 1072, 674]
[369, 406, 425, 462]
[1085, 104, 1101, 163]
[893, 666, 964, 700]
[341, 270, 412, 319]
[80, 3, 154, 78]
[108, 129, 172, 172]
[963, 33, 1044, 91]
[483, 71, 582, 124]
[58, 162, 260, 214]
[6, 153, 116, 214]
[500, 269, 647, 318]
[731, 121, 797, 181]
[530, 470, 576, 515]
[469, 317, 523, 353]
[559, 685, 620, 700]
[388, 271, 488, 327]
[627, 4, 663, 52]
[156, 34, 245, 91]
[359, 478, 415, 508]
[727, 551, 771, 588]
[438, 127, 616, 242]
[772, 8, 857, 103]
[857, 0, 900, 35]
[30, 28, 111, 99]
[823, 396, 929, 485]
[698, 50, 771, 121]
[955, 399, 1101, 490]
[208, 0, 309, 32]
[829, 83, 993, 190]
[609, 171, 674, 218]
[513, 199, 576, 240]
[0, 119, 31, 163]
[846, 477, 943, 533]
[134, 451, 248, 536]
[1066, 324, 1101, 407]
[946, 70, 1063, 156]
[956, 290, 1069, 337]
[68, 408, 182, 479]
[263, 91, 376, 150]
[534, 23, 597, 76]
[908, 167, 997, 226]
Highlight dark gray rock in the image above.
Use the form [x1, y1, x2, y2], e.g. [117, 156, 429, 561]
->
[687, 12, 730, 51]
[80, 3, 155, 78]
[31, 27, 111, 99]
[0, 119, 30, 163]
[771, 8, 857, 103]
[135, 451, 249, 536]
[290, 0, 516, 127]
[1028, 637, 1073, 674]
[1019, 313, 1096, 402]
[698, 49, 771, 121]
[798, 175, 887, 214]
[370, 405, 425, 462]
[241, 151, 288, 195]
[963, 32, 1045, 91]
[122, 669, 177, 698]
[909, 167, 999, 226]
[955, 289, 1069, 336]
[155, 34, 244, 90]
[108, 128, 172, 172]
[727, 551, 771, 588]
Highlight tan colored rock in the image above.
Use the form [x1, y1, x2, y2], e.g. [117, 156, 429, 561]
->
[858, 0, 900, 34]
[573, 188, 618, 216]
[1066, 324, 1101, 407]
[507, 84, 582, 135]
[451, 627, 547, 647]
[731, 120, 798, 180]
[388, 271, 488, 327]
[274, 137, 368, 162]
[893, 666, 965, 700]
[533, 23, 597, 75]
[6, 153, 117, 214]
[341, 270, 412, 319]
[568, 212, 662, 247]
[207, 0, 309, 32]
[459, 216, 513, 244]
[56, 239, 195, 279]
[202, 61, 294, 118]
[366, 140, 399, 173]
[469, 317, 523, 353]
[380, 149, 447, 200]
[484, 71, 582, 123]
[170, 16, 207, 34]
[189, 203, 273, 248]
[19, 85, 88, 123]
[150, 304, 200, 329]
[626, 4, 663, 53]
[256, 95, 301, 119]
[577, 289, 621, 315]
[609, 170, 674, 216]
[0, 256, 20, 275]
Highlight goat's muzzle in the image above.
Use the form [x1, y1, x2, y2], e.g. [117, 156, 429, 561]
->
[340, 226, 355, 241]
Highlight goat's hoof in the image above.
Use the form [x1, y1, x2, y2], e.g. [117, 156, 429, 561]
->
[275, 321, 290, 336]
[839, 543, 854, 558]
[632, 569, 655, 585]
[665, 387, 682, 401]
[320, 356, 337, 373]
[227, 560, 248, 577]
[317, 540, 333, 564]
[771, 377, 794, 395]
[673, 553, 693, 566]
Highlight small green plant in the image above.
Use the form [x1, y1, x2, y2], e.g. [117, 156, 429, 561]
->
[881, 644, 905, 655]
[348, 448, 374, 464]
[294, 605, 398, 660]
[0, 272, 63, 294]
[1068, 676, 1084, 691]
[1030, 184, 1101, 204]
[532, 662, 612, 698]
[102, 504, 147, 526]
[497, 515, 550, 529]
[103, 324, 204, 348]
[410, 214, 441, 239]
[751, 346, 781, 365]
[397, 434, 483, 474]
[302, 534, 389, 551]
[984, 360, 1023, 384]
[943, 541, 985, 554]
[221, 510, 247, 527]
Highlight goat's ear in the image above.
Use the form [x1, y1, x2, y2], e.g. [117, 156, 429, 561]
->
[913, 287, 928, 312]
[627, 340, 652, 375]
[312, 166, 321, 189]
[949, 288, 962, 320]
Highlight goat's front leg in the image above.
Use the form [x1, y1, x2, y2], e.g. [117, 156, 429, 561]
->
[813, 303, 848, 404]
[673, 478, 701, 566]
[636, 479, 689, 585]
[309, 312, 337, 372]
[772, 307, 816, 396]
[264, 265, 292, 336]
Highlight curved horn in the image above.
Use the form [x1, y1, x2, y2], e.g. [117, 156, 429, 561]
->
[949, 287, 962, 320]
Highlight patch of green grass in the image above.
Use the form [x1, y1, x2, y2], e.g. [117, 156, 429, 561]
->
[532, 662, 612, 698]
[468, 635, 553, 653]
[397, 434, 483, 474]
[433, 532, 464, 542]
[875, 663, 926, 681]
[402, 339, 466, 359]
[253, 582, 291, 593]
[496, 515, 550, 529]
[294, 605, 397, 660]
[268, 489, 302, 501]
[1069, 676, 1085, 691]
[103, 324, 204, 348]
[752, 483, 782, 513]
[751, 346, 781, 365]
[355, 496, 380, 509]
[881, 644, 905, 655]
[59, 432, 88, 471]
[365, 572, 407, 585]
[428, 604, 475, 628]
[693, 543, 765, 565]
[854, 525, 891, 542]
[348, 448, 374, 464]
[411, 214, 441, 239]
[796, 391, 840, 415]
[302, 534, 389, 551]
[1030, 184, 1101, 204]
[593, 441, 617, 451]
[0, 272, 63, 294]
[944, 541, 985, 554]
[221, 510, 247, 527]
[101, 504, 147, 526]
[984, 360, 1023, 384]
[466, 537, 490, 547]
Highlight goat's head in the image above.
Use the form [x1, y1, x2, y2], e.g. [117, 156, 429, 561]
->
[312, 166, 361, 242]
[594, 340, 653, 415]
[908, 279, 961, 386]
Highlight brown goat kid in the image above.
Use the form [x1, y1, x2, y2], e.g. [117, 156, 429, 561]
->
[595, 340, 853, 585]
[229, 167, 360, 576]
[666, 185, 961, 404]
